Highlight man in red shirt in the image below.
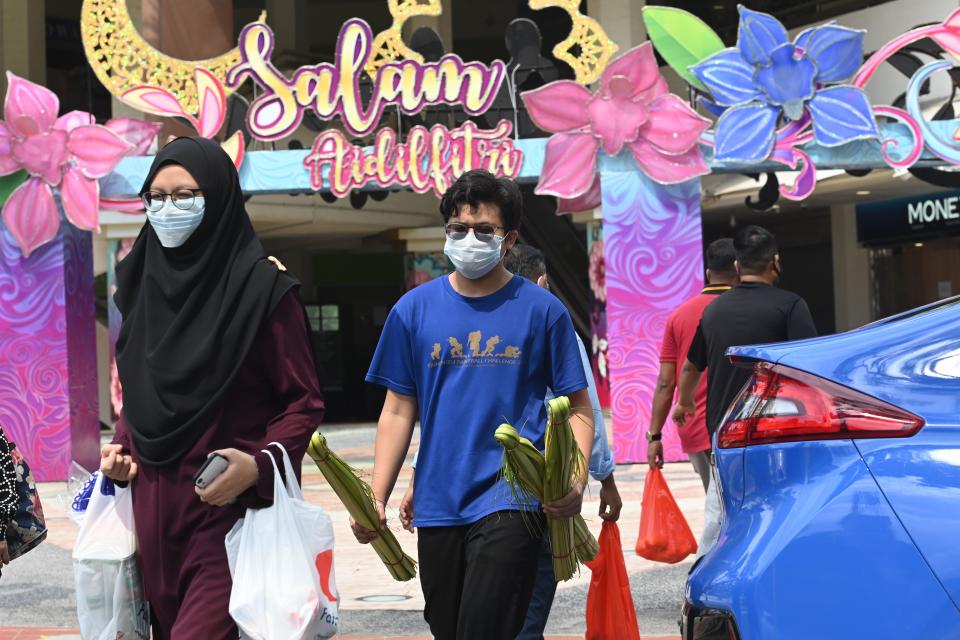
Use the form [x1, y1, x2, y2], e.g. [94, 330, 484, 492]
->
[646, 238, 737, 490]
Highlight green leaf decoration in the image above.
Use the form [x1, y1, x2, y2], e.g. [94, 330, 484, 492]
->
[0, 170, 28, 209]
[642, 6, 727, 91]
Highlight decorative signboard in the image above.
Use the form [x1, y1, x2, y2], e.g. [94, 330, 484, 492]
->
[227, 20, 523, 197]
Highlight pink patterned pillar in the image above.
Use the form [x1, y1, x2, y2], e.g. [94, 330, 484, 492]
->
[602, 170, 704, 464]
[0, 217, 100, 480]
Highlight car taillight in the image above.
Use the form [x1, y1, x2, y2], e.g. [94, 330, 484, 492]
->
[717, 363, 924, 449]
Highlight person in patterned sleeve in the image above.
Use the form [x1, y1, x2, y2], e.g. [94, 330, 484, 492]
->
[0, 425, 18, 575]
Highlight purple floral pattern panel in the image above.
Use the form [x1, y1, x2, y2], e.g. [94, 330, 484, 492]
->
[0, 215, 99, 480]
[586, 224, 610, 409]
[602, 170, 703, 464]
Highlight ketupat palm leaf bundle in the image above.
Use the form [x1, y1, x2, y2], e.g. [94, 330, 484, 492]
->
[544, 396, 583, 581]
[306, 431, 417, 581]
[495, 420, 598, 582]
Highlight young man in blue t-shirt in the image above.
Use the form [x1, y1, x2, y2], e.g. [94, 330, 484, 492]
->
[354, 170, 594, 640]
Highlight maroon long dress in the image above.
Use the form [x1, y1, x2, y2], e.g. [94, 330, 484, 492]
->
[112, 290, 325, 639]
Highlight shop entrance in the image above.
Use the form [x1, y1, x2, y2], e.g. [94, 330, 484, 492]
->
[872, 237, 960, 318]
[308, 253, 406, 423]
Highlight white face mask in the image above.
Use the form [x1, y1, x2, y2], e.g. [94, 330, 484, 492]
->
[444, 230, 505, 280]
[146, 197, 205, 248]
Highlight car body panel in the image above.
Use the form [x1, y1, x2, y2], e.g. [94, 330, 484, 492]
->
[688, 441, 960, 640]
[856, 428, 960, 609]
[688, 297, 960, 638]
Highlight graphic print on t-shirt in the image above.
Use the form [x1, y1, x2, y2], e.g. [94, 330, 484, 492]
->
[429, 330, 522, 368]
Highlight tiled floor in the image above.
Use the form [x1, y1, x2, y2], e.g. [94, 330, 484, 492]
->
[1, 424, 701, 639]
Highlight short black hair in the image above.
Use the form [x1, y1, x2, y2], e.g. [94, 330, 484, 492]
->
[503, 244, 546, 281]
[706, 238, 736, 274]
[734, 225, 778, 274]
[439, 170, 523, 232]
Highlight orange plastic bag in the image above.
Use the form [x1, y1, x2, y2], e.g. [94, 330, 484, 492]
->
[635, 467, 697, 563]
[585, 521, 641, 640]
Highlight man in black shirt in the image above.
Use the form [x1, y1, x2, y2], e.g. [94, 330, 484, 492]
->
[673, 225, 817, 436]
[672, 225, 816, 554]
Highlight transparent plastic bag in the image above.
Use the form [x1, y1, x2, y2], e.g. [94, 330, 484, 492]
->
[72, 472, 148, 640]
[74, 555, 149, 640]
[62, 463, 94, 528]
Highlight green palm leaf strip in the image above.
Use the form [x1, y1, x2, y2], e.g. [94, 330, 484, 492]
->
[307, 431, 417, 581]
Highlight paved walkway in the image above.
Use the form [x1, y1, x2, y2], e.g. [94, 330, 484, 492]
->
[0, 423, 702, 638]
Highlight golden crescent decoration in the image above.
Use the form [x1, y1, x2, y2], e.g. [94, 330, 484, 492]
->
[365, 0, 443, 77]
[527, 0, 618, 85]
[80, 0, 265, 113]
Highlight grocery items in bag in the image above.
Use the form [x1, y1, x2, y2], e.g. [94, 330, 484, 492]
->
[72, 472, 149, 640]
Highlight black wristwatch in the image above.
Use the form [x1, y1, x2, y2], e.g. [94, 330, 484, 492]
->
[646, 431, 662, 442]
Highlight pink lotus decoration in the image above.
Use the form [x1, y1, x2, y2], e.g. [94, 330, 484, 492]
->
[522, 43, 710, 205]
[0, 72, 160, 256]
[120, 67, 245, 169]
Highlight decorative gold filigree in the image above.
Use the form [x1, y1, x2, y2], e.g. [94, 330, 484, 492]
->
[80, 0, 264, 113]
[365, 0, 443, 76]
[527, 0, 618, 85]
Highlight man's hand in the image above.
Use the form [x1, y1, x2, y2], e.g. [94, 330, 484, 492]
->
[647, 439, 664, 468]
[195, 449, 258, 507]
[351, 499, 387, 544]
[543, 480, 585, 519]
[598, 474, 623, 522]
[100, 444, 138, 483]
[0, 540, 10, 565]
[672, 401, 695, 427]
[399, 476, 415, 533]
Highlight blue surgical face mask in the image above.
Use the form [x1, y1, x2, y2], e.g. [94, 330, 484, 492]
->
[146, 197, 205, 248]
[443, 230, 505, 279]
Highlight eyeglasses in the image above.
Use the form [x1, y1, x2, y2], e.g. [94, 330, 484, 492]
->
[444, 222, 506, 242]
[141, 189, 203, 212]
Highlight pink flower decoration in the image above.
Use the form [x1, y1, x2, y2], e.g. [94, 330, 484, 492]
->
[589, 240, 606, 303]
[120, 67, 244, 167]
[0, 72, 148, 256]
[522, 43, 711, 200]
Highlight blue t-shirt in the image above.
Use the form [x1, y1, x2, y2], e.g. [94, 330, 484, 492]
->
[366, 274, 587, 527]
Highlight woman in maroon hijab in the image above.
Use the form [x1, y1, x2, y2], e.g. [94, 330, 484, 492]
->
[100, 137, 325, 639]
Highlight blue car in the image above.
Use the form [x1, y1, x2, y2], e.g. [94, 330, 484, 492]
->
[682, 296, 960, 640]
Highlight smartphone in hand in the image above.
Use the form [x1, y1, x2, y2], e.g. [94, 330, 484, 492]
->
[193, 454, 229, 489]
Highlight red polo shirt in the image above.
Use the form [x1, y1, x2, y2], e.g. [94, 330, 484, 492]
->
[659, 285, 731, 453]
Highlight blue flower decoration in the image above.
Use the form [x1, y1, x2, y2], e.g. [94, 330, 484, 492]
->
[691, 5, 879, 162]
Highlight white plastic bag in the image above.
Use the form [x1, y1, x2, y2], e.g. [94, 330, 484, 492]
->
[72, 472, 149, 640]
[697, 468, 722, 558]
[226, 443, 338, 640]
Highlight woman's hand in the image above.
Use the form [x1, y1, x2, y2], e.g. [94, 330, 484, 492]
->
[100, 444, 138, 483]
[195, 449, 258, 507]
[0, 540, 10, 565]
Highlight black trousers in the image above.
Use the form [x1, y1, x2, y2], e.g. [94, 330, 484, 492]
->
[418, 510, 545, 640]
